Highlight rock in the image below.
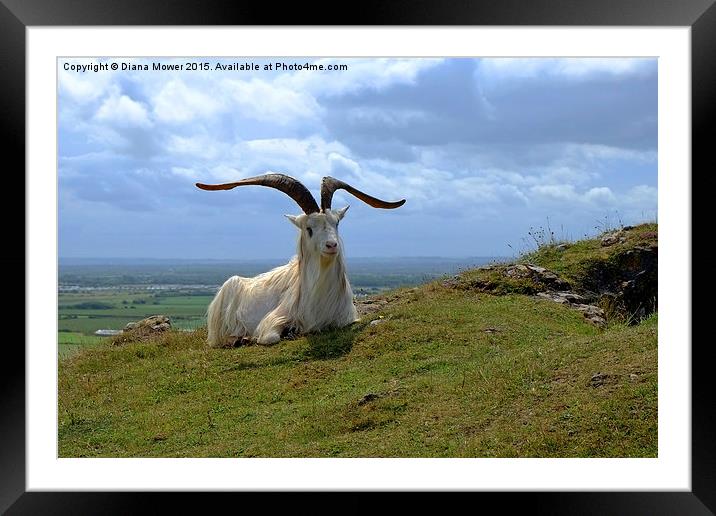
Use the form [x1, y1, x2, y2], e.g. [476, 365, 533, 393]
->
[575, 303, 605, 315]
[358, 393, 380, 405]
[579, 242, 657, 321]
[505, 264, 530, 277]
[629, 373, 639, 382]
[537, 292, 569, 304]
[369, 318, 386, 326]
[590, 372, 620, 387]
[527, 265, 571, 290]
[124, 315, 171, 333]
[536, 291, 586, 305]
[574, 304, 606, 327]
[618, 267, 657, 318]
[112, 315, 172, 345]
[503, 263, 571, 291]
[601, 231, 622, 246]
[537, 290, 605, 326]
[442, 225, 656, 324]
[556, 291, 586, 303]
[441, 276, 461, 288]
[526, 265, 547, 274]
[590, 372, 612, 387]
[355, 298, 390, 318]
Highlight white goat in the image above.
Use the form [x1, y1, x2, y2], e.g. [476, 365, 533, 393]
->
[196, 174, 405, 346]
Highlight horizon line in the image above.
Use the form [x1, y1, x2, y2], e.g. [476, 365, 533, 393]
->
[59, 255, 510, 261]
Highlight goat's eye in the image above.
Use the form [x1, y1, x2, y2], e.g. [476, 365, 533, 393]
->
[306, 227, 313, 237]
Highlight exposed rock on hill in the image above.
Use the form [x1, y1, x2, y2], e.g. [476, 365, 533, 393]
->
[111, 315, 172, 345]
[442, 223, 657, 325]
[124, 315, 171, 332]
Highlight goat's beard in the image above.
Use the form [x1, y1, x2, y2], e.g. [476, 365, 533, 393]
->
[320, 252, 339, 268]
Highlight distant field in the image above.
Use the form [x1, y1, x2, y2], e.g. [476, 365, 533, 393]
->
[59, 292, 212, 334]
[57, 257, 503, 357]
[59, 257, 501, 288]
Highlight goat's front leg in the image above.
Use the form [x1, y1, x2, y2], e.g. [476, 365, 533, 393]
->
[254, 307, 290, 345]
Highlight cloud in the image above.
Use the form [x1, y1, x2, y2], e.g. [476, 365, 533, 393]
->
[320, 58, 657, 159]
[529, 184, 619, 207]
[278, 58, 444, 97]
[221, 79, 321, 125]
[171, 167, 199, 179]
[584, 186, 617, 205]
[479, 58, 655, 81]
[165, 133, 226, 159]
[626, 184, 658, 204]
[530, 184, 578, 202]
[153, 79, 223, 123]
[95, 93, 151, 128]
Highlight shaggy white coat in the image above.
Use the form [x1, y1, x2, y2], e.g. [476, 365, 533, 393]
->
[206, 208, 358, 346]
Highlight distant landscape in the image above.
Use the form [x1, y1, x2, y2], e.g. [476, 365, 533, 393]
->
[58, 257, 504, 357]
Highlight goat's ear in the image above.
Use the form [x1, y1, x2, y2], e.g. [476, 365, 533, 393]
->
[335, 205, 350, 221]
[284, 214, 303, 228]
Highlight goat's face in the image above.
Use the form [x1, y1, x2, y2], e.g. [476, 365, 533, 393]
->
[286, 206, 349, 259]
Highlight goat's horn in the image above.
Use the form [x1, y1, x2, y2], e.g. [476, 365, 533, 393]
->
[196, 173, 320, 214]
[320, 176, 406, 211]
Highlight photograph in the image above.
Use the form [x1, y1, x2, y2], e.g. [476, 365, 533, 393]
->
[57, 56, 658, 459]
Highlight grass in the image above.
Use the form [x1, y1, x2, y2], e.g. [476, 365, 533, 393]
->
[58, 224, 658, 457]
[58, 288, 656, 458]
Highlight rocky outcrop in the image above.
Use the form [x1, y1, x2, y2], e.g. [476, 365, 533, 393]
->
[441, 225, 657, 326]
[528, 240, 657, 325]
[124, 315, 171, 332]
[536, 292, 606, 326]
[503, 264, 571, 291]
[580, 244, 658, 319]
[112, 315, 172, 345]
[441, 263, 569, 295]
[444, 263, 606, 326]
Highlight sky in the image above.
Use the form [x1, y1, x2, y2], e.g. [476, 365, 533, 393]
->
[58, 57, 657, 259]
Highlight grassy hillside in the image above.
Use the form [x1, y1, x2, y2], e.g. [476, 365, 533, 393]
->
[58, 224, 657, 458]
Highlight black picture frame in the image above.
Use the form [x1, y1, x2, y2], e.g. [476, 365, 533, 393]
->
[2, 0, 711, 512]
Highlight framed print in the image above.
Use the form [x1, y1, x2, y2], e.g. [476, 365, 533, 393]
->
[3, 0, 713, 512]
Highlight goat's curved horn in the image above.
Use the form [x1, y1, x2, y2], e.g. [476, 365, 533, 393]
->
[196, 173, 320, 214]
[320, 176, 406, 211]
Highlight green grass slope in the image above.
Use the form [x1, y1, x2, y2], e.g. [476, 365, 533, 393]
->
[58, 225, 658, 458]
